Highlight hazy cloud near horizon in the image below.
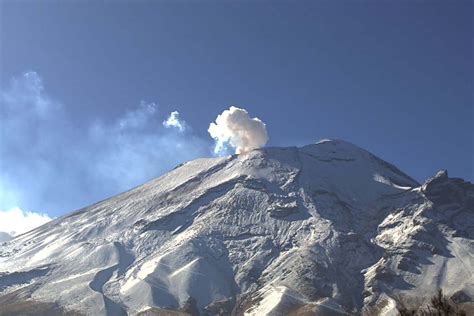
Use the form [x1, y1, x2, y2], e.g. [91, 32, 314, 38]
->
[0, 72, 212, 219]
[0, 72, 272, 235]
[0, 207, 52, 237]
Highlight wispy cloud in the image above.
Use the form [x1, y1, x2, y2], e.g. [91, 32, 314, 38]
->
[0, 72, 212, 222]
[163, 110, 186, 132]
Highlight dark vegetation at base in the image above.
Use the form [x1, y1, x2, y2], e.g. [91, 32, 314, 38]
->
[0, 300, 68, 316]
[136, 307, 192, 316]
[398, 289, 469, 316]
[1, 288, 472, 315]
[0, 288, 83, 316]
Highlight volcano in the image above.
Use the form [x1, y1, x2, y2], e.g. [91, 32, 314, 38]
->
[0, 140, 472, 315]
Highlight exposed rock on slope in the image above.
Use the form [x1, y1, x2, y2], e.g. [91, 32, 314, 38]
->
[0, 140, 472, 315]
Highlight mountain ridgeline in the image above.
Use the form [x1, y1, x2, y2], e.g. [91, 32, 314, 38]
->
[0, 140, 472, 315]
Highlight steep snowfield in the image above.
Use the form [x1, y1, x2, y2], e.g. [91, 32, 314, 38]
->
[0, 140, 472, 315]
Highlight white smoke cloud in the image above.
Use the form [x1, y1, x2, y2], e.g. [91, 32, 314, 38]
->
[208, 106, 268, 154]
[0, 207, 52, 237]
[163, 111, 185, 132]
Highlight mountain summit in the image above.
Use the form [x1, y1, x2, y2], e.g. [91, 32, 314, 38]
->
[1, 140, 472, 315]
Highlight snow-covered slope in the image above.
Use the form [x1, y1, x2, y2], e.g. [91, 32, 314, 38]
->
[0, 140, 472, 315]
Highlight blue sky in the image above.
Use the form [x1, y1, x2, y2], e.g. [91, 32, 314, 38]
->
[0, 1, 472, 222]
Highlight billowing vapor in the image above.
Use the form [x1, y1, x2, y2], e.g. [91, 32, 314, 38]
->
[208, 106, 268, 154]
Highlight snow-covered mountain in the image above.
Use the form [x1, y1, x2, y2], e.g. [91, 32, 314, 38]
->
[0, 140, 472, 315]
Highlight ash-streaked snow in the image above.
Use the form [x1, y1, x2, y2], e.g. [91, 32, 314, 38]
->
[0, 140, 472, 315]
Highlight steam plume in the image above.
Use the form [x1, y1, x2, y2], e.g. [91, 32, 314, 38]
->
[208, 106, 268, 154]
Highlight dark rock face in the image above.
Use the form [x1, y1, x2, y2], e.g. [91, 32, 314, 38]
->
[451, 290, 472, 304]
[421, 169, 474, 240]
[423, 170, 474, 206]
